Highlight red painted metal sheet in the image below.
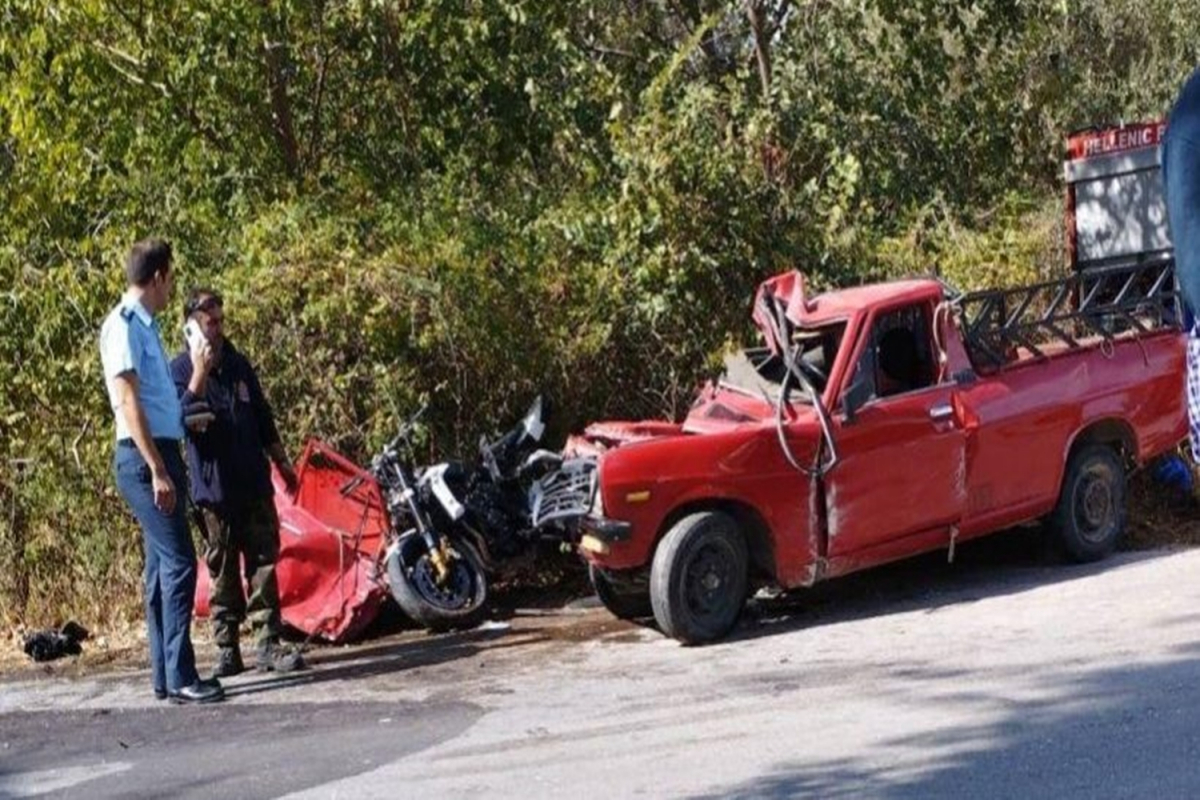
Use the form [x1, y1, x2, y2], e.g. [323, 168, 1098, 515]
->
[290, 441, 388, 559]
[194, 446, 390, 644]
[753, 270, 943, 331]
[823, 383, 966, 558]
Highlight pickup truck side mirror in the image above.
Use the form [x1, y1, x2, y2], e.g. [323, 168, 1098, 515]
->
[841, 376, 872, 424]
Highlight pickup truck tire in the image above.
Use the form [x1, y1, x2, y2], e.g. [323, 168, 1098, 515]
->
[1050, 444, 1127, 562]
[590, 565, 652, 620]
[651, 511, 749, 645]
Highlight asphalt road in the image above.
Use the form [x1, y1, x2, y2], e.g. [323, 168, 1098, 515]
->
[4, 537, 1200, 799]
[0, 700, 480, 799]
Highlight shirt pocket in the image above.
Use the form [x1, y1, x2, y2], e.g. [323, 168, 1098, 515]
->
[140, 338, 170, 383]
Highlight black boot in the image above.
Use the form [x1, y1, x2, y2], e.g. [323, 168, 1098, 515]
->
[213, 645, 245, 678]
[255, 639, 306, 673]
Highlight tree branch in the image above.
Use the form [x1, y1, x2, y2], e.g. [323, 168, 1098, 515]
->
[581, 40, 636, 60]
[91, 42, 231, 153]
[746, 0, 773, 99]
[260, 9, 302, 181]
[307, 41, 332, 178]
[667, 0, 730, 75]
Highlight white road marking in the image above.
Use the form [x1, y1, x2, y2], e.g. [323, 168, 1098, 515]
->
[0, 762, 133, 798]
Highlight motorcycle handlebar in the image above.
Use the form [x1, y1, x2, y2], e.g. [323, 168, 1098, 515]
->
[387, 404, 428, 452]
[480, 423, 525, 480]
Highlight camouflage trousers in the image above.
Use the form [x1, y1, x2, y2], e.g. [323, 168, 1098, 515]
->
[195, 496, 283, 648]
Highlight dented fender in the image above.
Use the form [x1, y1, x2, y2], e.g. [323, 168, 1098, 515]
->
[583, 420, 823, 580]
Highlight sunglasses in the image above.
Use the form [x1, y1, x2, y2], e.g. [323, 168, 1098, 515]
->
[185, 293, 224, 317]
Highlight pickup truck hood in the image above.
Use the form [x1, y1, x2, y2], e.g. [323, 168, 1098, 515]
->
[563, 420, 684, 457]
[563, 384, 816, 457]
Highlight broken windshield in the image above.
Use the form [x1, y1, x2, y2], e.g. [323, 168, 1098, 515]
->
[720, 322, 847, 403]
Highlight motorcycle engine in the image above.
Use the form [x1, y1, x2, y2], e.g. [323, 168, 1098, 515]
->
[465, 479, 528, 560]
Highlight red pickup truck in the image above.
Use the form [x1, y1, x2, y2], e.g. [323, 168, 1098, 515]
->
[571, 263, 1186, 644]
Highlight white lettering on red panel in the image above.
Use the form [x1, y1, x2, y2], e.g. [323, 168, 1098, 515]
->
[1067, 121, 1167, 161]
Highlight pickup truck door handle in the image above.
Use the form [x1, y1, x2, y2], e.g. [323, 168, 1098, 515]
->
[928, 403, 955, 423]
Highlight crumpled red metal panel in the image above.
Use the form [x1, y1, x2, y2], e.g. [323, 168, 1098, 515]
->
[563, 420, 684, 457]
[752, 270, 813, 354]
[194, 443, 390, 644]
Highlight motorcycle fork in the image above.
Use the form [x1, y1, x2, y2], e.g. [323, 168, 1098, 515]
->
[428, 536, 453, 584]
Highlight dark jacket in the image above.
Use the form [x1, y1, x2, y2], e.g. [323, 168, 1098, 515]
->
[1169, 67, 1200, 144]
[171, 341, 281, 510]
[1166, 67, 1200, 318]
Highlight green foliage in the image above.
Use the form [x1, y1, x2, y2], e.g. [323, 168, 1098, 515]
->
[2, 0, 1199, 627]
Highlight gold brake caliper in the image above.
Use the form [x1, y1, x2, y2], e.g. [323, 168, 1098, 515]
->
[428, 538, 452, 585]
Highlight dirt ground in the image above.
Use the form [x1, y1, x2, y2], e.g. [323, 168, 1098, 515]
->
[0, 551, 598, 680]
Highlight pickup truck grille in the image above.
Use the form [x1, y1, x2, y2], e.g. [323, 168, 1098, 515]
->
[531, 458, 597, 527]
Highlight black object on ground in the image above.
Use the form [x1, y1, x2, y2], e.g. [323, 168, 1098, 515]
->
[23, 621, 90, 662]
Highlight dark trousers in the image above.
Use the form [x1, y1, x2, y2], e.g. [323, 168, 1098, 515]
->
[196, 496, 283, 648]
[114, 440, 199, 693]
[1164, 126, 1200, 320]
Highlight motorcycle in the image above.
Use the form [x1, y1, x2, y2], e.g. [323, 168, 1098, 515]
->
[374, 396, 596, 630]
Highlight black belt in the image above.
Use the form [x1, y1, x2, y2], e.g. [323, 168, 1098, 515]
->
[118, 438, 181, 449]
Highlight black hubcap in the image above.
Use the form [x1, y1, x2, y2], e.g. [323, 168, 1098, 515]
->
[684, 543, 735, 619]
[1075, 465, 1116, 544]
[410, 553, 476, 611]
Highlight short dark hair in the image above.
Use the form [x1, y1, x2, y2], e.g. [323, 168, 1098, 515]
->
[125, 239, 173, 287]
[183, 288, 223, 320]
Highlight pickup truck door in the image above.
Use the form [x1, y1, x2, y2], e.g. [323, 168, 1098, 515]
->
[823, 303, 967, 559]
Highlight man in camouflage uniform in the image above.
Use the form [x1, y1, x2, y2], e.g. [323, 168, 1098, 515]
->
[171, 288, 305, 676]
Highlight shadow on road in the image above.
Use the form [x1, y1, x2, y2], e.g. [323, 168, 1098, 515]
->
[726, 530, 1174, 644]
[0, 698, 485, 800]
[223, 626, 550, 699]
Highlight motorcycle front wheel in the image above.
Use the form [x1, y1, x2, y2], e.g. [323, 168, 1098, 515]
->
[385, 533, 488, 632]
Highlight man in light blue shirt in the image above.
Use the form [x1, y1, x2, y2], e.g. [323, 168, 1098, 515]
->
[100, 238, 223, 705]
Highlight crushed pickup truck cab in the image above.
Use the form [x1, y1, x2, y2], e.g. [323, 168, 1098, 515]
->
[570, 262, 1187, 644]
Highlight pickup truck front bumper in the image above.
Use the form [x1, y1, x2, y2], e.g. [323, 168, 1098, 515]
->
[578, 515, 632, 556]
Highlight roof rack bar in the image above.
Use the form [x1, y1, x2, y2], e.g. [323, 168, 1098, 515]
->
[954, 260, 1178, 371]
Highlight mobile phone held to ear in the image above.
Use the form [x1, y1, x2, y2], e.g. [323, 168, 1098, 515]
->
[184, 318, 206, 353]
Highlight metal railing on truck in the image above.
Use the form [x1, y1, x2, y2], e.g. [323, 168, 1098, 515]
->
[950, 259, 1178, 372]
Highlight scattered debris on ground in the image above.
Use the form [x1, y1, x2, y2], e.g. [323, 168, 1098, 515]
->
[1126, 464, 1200, 550]
[22, 621, 89, 663]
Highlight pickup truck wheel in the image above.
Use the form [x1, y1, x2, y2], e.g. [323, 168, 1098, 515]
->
[1051, 444, 1126, 563]
[650, 511, 748, 645]
[589, 565, 652, 620]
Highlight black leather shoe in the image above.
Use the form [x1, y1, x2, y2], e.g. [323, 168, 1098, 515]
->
[169, 680, 225, 705]
[154, 688, 168, 701]
[213, 646, 245, 678]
